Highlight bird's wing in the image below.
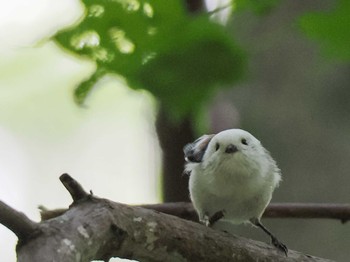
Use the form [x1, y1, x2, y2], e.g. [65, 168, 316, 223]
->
[183, 134, 214, 163]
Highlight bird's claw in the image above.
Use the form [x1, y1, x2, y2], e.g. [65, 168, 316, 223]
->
[202, 214, 211, 227]
[271, 236, 288, 256]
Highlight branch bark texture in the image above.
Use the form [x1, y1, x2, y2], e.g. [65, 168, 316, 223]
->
[18, 198, 333, 262]
[2, 174, 333, 261]
[0, 200, 38, 241]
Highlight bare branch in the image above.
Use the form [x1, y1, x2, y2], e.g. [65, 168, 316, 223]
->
[140, 202, 350, 223]
[0, 200, 38, 241]
[264, 203, 350, 223]
[1, 175, 335, 261]
[139, 202, 199, 222]
[60, 173, 89, 202]
[19, 200, 333, 262]
[40, 202, 350, 223]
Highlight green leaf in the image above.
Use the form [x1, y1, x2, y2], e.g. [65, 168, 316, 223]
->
[53, 0, 245, 119]
[138, 17, 245, 118]
[299, 0, 350, 61]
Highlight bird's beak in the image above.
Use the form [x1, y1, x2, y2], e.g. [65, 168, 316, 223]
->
[225, 144, 238, 154]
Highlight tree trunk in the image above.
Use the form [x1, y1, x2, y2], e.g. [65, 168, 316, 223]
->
[156, 0, 206, 202]
[156, 106, 194, 202]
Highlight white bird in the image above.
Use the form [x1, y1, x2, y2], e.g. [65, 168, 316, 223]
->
[184, 129, 287, 255]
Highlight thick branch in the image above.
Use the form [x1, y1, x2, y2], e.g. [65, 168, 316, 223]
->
[18, 200, 332, 262]
[9, 175, 333, 261]
[0, 200, 38, 241]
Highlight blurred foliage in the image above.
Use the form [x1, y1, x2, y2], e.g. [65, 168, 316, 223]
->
[234, 0, 280, 14]
[54, 0, 245, 119]
[299, 0, 350, 61]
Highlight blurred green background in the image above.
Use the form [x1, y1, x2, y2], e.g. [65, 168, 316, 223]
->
[0, 0, 349, 261]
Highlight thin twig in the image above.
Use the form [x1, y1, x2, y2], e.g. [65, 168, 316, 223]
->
[140, 202, 350, 223]
[40, 202, 350, 222]
[0, 200, 38, 240]
[264, 203, 350, 223]
[206, 2, 232, 16]
[40, 175, 350, 224]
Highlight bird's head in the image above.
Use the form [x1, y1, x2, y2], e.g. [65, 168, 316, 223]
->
[203, 129, 263, 162]
[184, 129, 278, 177]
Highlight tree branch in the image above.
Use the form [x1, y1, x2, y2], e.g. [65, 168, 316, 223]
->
[264, 203, 350, 223]
[40, 202, 350, 223]
[1, 174, 334, 261]
[60, 173, 89, 202]
[0, 200, 38, 242]
[21, 199, 334, 262]
[140, 202, 350, 223]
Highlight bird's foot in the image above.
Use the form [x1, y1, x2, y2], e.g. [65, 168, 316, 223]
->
[201, 214, 211, 227]
[271, 236, 288, 257]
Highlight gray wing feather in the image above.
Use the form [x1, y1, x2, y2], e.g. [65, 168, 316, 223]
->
[183, 134, 214, 163]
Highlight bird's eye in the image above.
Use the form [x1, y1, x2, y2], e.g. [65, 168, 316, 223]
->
[215, 143, 220, 151]
[241, 138, 248, 145]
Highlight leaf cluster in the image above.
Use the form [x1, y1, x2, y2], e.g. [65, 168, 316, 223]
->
[54, 0, 245, 119]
